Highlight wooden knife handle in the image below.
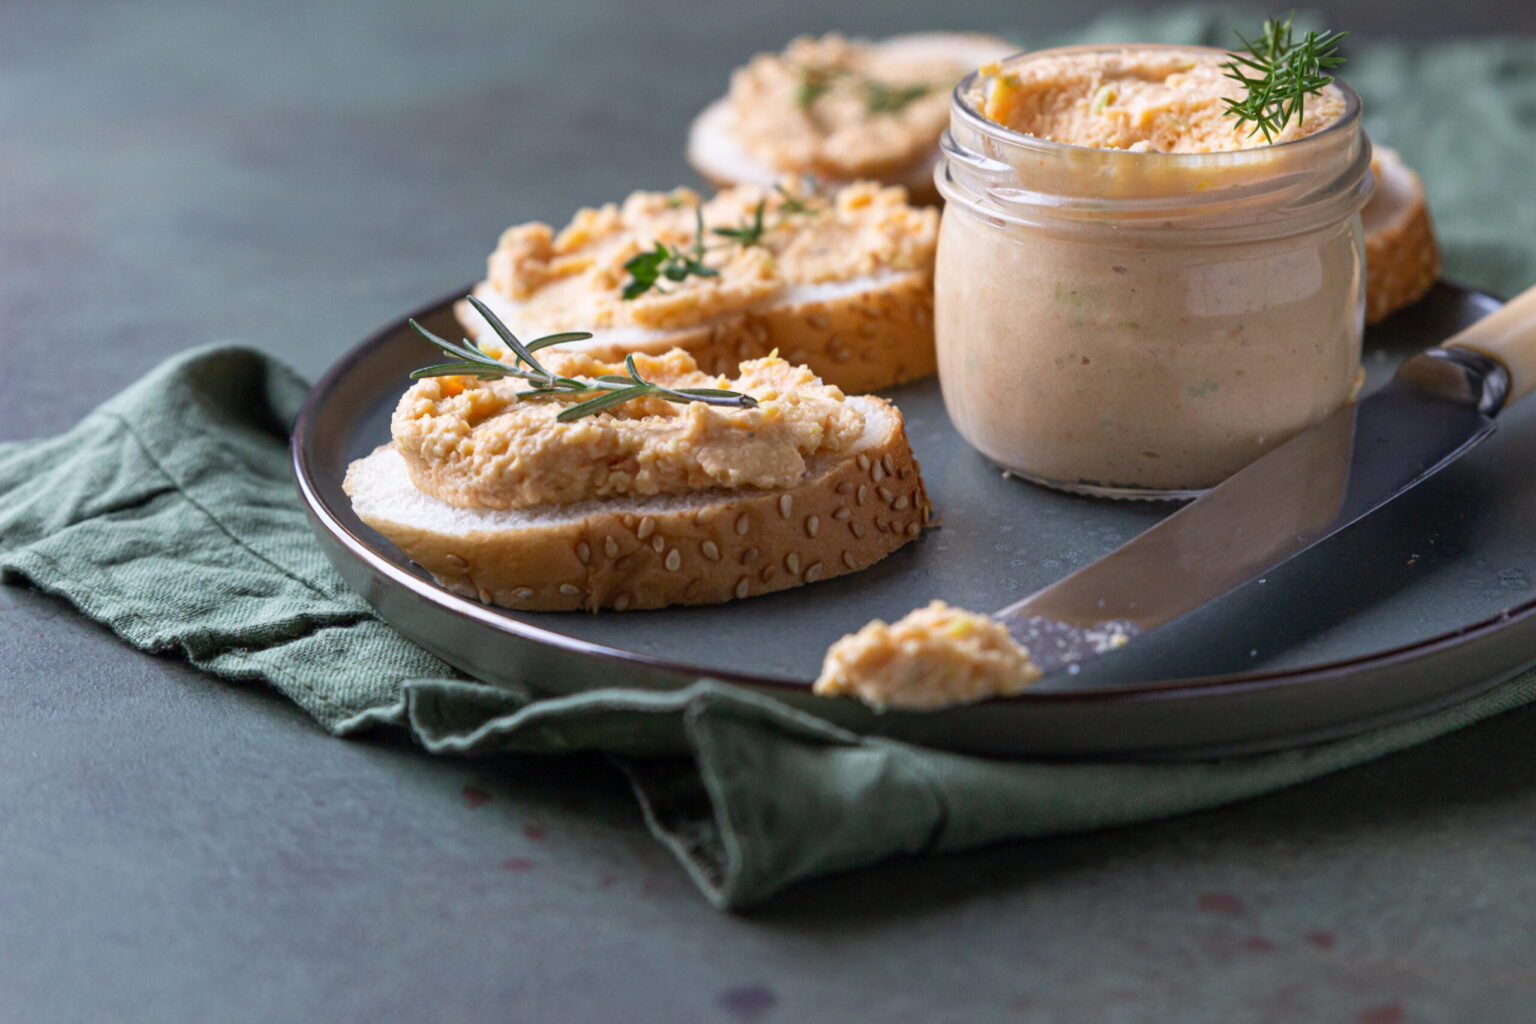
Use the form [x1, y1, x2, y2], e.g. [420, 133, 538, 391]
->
[1445, 283, 1536, 407]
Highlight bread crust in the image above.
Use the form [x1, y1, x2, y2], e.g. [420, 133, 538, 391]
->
[344, 400, 932, 612]
[459, 270, 935, 395]
[1364, 149, 1440, 325]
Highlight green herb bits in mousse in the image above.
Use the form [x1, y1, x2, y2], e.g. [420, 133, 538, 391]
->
[933, 20, 1371, 498]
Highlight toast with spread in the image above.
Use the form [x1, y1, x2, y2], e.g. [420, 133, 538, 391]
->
[459, 180, 939, 394]
[687, 32, 1015, 205]
[344, 335, 931, 612]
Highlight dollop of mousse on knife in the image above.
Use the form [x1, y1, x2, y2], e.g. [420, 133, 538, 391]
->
[973, 48, 1346, 152]
[392, 350, 864, 510]
[814, 600, 1041, 710]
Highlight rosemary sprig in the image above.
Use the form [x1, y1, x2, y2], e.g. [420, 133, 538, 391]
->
[407, 298, 757, 422]
[774, 182, 818, 216]
[1220, 14, 1347, 143]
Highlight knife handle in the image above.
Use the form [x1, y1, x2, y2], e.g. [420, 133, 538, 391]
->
[1445, 283, 1536, 407]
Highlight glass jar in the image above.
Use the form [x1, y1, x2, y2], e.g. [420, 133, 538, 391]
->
[934, 45, 1372, 499]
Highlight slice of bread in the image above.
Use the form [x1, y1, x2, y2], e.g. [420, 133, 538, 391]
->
[461, 268, 934, 397]
[344, 396, 931, 612]
[1364, 146, 1440, 324]
[687, 32, 1015, 206]
[459, 181, 940, 394]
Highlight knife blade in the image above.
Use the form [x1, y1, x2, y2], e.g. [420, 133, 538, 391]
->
[995, 284, 1536, 681]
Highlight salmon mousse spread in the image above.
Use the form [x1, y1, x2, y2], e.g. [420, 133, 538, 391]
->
[392, 350, 865, 510]
[476, 180, 937, 337]
[971, 48, 1345, 152]
[814, 601, 1041, 709]
[934, 44, 1370, 496]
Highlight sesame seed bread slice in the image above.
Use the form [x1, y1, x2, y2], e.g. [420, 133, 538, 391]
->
[686, 32, 1016, 206]
[343, 396, 931, 612]
[461, 270, 935, 397]
[1364, 146, 1440, 324]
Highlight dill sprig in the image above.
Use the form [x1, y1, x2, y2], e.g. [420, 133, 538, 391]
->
[408, 296, 758, 422]
[1220, 14, 1347, 143]
[794, 64, 934, 114]
[863, 79, 931, 114]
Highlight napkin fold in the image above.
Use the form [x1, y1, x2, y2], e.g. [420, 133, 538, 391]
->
[5, 12, 1536, 908]
[5, 343, 1533, 908]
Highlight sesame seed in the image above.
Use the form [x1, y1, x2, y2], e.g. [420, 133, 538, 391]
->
[477, 587, 493, 604]
[513, 587, 533, 599]
[576, 542, 591, 565]
[835, 482, 853, 494]
[877, 486, 894, 503]
[742, 546, 759, 564]
[760, 566, 777, 583]
[833, 507, 851, 520]
[842, 552, 857, 569]
[702, 540, 721, 562]
[559, 583, 581, 597]
[445, 553, 468, 569]
[604, 536, 620, 558]
[778, 494, 793, 519]
[665, 549, 682, 572]
[651, 535, 665, 553]
[736, 513, 750, 535]
[857, 485, 868, 505]
[850, 522, 868, 538]
[804, 562, 823, 582]
[893, 496, 910, 511]
[806, 515, 819, 538]
[906, 522, 920, 536]
[857, 454, 870, 471]
[735, 578, 750, 599]
[882, 455, 894, 475]
[872, 462, 885, 483]
[637, 517, 656, 540]
[785, 553, 800, 575]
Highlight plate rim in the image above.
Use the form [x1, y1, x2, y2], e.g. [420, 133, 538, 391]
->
[291, 282, 1536, 707]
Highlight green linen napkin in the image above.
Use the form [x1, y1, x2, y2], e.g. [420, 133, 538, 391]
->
[5, 12, 1536, 909]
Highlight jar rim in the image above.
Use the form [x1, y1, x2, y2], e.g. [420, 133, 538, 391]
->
[950, 43, 1363, 165]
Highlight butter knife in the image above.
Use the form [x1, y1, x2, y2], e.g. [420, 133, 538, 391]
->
[997, 283, 1536, 680]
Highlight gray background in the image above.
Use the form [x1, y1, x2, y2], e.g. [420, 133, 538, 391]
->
[4, 1, 1536, 1021]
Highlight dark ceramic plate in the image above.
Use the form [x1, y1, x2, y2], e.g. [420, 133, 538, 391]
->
[293, 283, 1536, 759]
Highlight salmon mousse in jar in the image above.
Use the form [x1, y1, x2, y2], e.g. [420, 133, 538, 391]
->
[934, 43, 1372, 498]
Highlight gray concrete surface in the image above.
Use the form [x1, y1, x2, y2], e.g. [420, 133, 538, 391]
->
[4, 1, 1536, 1021]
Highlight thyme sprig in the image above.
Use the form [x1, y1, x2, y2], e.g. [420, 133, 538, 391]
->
[407, 296, 758, 422]
[1220, 14, 1347, 143]
[622, 185, 820, 295]
[621, 205, 718, 300]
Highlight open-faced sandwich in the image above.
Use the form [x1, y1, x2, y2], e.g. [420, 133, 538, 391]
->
[687, 32, 1015, 205]
[344, 301, 932, 612]
[460, 180, 940, 394]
